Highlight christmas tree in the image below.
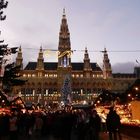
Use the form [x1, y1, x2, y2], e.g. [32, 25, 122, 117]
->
[61, 74, 72, 105]
[0, 1, 27, 107]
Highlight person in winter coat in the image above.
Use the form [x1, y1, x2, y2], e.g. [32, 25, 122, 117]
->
[88, 109, 101, 140]
[106, 107, 122, 140]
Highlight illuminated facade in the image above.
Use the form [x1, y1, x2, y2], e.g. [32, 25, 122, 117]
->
[15, 10, 137, 104]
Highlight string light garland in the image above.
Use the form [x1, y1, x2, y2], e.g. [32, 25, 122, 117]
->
[21, 47, 140, 53]
[58, 50, 72, 58]
[20, 47, 140, 58]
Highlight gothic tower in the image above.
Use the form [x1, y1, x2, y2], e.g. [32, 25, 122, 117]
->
[83, 47, 92, 78]
[16, 46, 23, 70]
[57, 9, 72, 94]
[103, 48, 112, 79]
[58, 9, 71, 68]
[36, 46, 44, 70]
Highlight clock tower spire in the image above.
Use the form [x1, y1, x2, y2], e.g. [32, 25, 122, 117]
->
[58, 8, 71, 68]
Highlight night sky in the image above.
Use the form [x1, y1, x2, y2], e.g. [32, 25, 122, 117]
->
[1, 0, 140, 73]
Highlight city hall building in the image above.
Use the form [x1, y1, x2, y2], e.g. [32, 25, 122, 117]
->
[15, 11, 138, 104]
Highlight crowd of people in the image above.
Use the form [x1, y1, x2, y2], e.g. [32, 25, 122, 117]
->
[0, 106, 122, 140]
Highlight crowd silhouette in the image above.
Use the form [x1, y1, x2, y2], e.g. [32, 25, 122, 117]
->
[0, 106, 122, 140]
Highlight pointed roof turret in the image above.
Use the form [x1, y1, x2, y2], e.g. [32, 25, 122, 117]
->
[103, 48, 112, 78]
[58, 9, 71, 51]
[16, 46, 23, 69]
[83, 47, 91, 70]
[58, 9, 71, 67]
[84, 47, 89, 60]
[36, 46, 44, 70]
[103, 48, 110, 67]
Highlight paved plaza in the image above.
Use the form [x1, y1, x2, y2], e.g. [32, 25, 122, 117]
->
[17, 131, 139, 140]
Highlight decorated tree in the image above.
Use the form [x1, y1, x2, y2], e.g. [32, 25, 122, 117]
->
[61, 74, 72, 105]
[0, 1, 27, 107]
[2, 63, 27, 92]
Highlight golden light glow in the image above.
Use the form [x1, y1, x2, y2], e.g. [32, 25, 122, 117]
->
[135, 87, 139, 91]
[128, 94, 131, 97]
[58, 50, 72, 58]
